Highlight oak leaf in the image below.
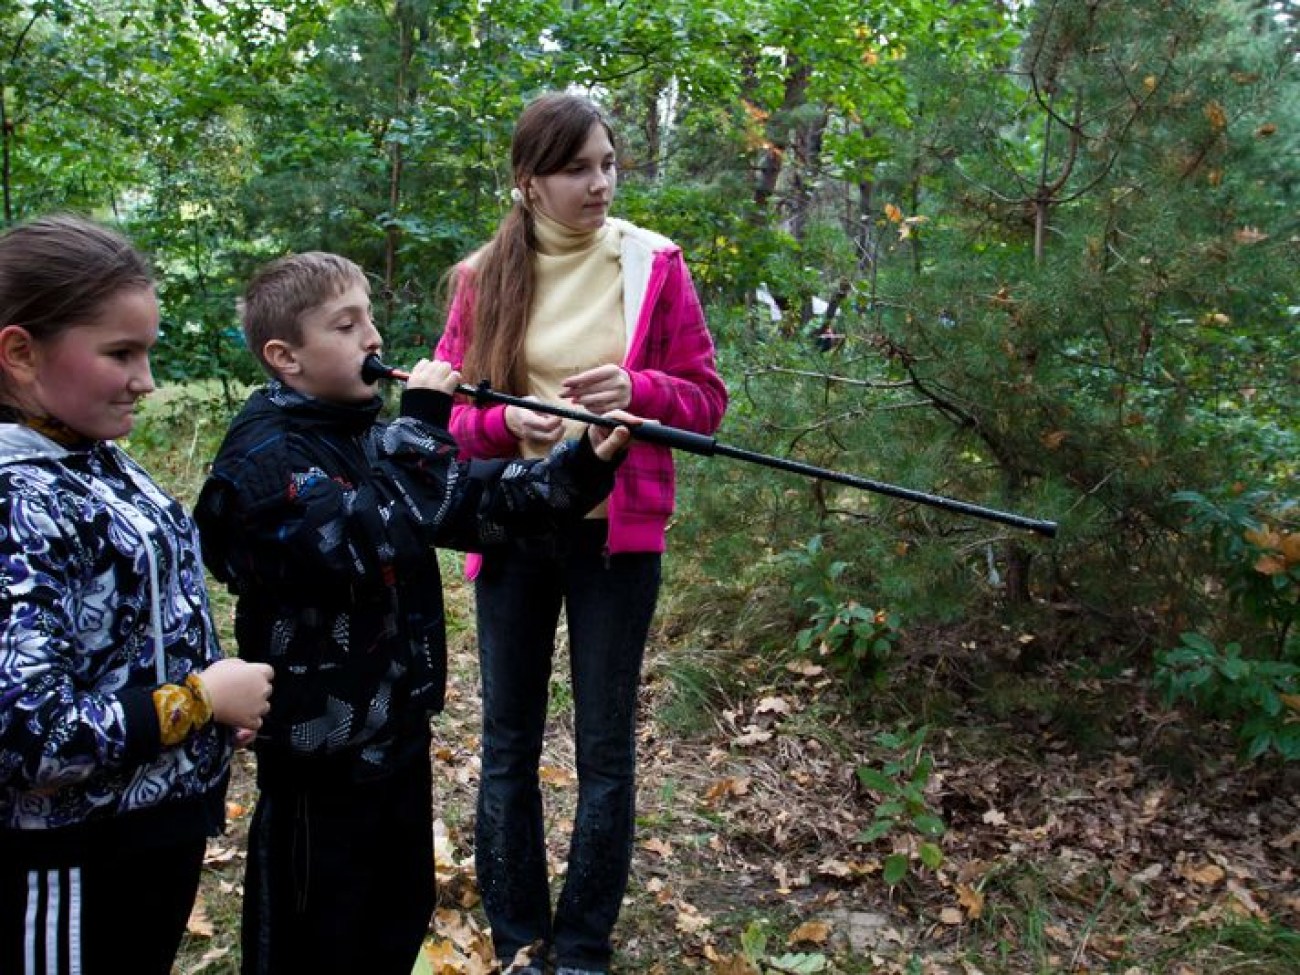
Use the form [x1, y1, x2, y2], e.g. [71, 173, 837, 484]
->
[709, 954, 761, 975]
[898, 216, 928, 240]
[420, 940, 463, 974]
[433, 908, 477, 949]
[755, 696, 792, 717]
[787, 920, 832, 945]
[539, 764, 576, 787]
[642, 836, 674, 859]
[1244, 527, 1281, 549]
[817, 857, 876, 879]
[1179, 862, 1225, 886]
[675, 901, 712, 934]
[786, 659, 824, 677]
[703, 776, 752, 805]
[957, 883, 985, 919]
[1255, 554, 1288, 576]
[204, 842, 239, 865]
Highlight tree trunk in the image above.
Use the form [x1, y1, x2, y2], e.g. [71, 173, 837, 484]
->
[753, 55, 810, 213]
[384, 6, 415, 315]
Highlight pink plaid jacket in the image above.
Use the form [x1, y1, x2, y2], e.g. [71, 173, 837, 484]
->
[435, 219, 728, 561]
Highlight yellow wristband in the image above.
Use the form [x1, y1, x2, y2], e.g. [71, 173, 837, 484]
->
[185, 673, 214, 726]
[151, 675, 215, 747]
[153, 683, 198, 747]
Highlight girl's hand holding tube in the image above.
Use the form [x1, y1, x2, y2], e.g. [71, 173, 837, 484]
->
[199, 657, 274, 732]
[561, 364, 631, 414]
[506, 399, 565, 447]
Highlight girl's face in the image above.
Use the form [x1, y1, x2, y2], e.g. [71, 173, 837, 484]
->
[27, 286, 158, 441]
[525, 121, 617, 232]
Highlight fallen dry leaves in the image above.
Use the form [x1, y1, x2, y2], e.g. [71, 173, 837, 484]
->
[184, 599, 1300, 975]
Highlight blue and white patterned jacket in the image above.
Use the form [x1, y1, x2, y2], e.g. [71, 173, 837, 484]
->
[0, 423, 229, 851]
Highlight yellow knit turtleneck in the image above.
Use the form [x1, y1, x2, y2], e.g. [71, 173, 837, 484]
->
[522, 212, 626, 461]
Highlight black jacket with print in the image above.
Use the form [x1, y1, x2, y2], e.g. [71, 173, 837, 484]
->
[194, 381, 617, 787]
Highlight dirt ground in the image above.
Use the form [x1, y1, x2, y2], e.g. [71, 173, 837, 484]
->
[180, 581, 1300, 974]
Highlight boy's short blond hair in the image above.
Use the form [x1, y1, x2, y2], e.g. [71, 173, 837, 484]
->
[241, 252, 369, 376]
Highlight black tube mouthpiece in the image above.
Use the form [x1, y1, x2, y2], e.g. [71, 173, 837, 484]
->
[361, 354, 404, 384]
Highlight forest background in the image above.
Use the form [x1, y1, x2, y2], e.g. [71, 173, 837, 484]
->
[6, 0, 1298, 971]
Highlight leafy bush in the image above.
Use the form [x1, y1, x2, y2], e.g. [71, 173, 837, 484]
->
[1171, 487, 1299, 655]
[1156, 633, 1300, 761]
[1155, 487, 1300, 761]
[780, 535, 901, 688]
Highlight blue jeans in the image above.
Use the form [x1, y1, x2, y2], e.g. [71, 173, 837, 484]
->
[474, 520, 660, 971]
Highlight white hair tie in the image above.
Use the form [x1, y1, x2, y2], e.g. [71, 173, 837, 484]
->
[510, 187, 524, 204]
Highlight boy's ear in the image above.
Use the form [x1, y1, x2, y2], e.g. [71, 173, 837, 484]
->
[262, 338, 302, 377]
[0, 325, 40, 383]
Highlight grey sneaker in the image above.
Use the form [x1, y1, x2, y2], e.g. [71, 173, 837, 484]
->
[556, 969, 606, 975]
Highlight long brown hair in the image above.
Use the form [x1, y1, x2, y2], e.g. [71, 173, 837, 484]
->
[461, 92, 615, 394]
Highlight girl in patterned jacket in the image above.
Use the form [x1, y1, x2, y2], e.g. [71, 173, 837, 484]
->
[0, 215, 274, 975]
[434, 91, 728, 974]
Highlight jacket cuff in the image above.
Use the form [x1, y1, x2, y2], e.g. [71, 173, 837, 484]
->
[571, 429, 625, 479]
[401, 388, 453, 427]
[118, 686, 163, 762]
[627, 368, 663, 418]
[483, 405, 517, 450]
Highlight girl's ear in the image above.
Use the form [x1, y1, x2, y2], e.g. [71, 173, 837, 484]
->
[0, 325, 39, 383]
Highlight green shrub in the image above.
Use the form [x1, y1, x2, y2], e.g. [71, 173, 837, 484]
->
[855, 725, 946, 885]
[1156, 487, 1300, 761]
[781, 534, 901, 688]
[1155, 633, 1300, 761]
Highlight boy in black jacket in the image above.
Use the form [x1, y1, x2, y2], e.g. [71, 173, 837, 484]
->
[194, 252, 633, 975]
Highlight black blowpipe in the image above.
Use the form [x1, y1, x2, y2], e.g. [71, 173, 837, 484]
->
[361, 354, 1058, 537]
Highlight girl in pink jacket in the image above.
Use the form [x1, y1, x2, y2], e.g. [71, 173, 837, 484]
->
[434, 92, 726, 975]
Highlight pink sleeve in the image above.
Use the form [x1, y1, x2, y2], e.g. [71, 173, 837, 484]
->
[626, 251, 728, 436]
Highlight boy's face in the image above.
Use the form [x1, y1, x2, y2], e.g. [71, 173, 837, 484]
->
[272, 281, 381, 403]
